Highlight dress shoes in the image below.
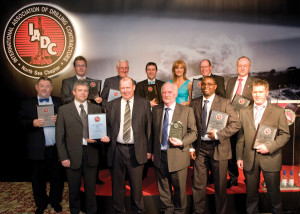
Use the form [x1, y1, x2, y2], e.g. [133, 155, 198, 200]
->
[51, 203, 62, 212]
[35, 207, 46, 214]
[226, 179, 238, 188]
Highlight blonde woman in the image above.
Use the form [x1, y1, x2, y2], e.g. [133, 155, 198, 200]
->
[169, 60, 192, 105]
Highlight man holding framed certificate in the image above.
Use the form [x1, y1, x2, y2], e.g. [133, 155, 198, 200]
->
[236, 79, 290, 214]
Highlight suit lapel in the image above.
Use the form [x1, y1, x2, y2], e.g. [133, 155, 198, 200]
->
[260, 103, 272, 125]
[156, 105, 164, 142]
[229, 77, 238, 99]
[247, 105, 256, 129]
[171, 104, 180, 122]
[70, 102, 82, 123]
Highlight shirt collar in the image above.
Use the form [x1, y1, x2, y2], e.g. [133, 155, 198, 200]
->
[74, 99, 88, 108]
[164, 101, 176, 111]
[203, 93, 215, 103]
[237, 74, 248, 81]
[254, 100, 268, 109]
[76, 75, 86, 80]
[121, 96, 134, 104]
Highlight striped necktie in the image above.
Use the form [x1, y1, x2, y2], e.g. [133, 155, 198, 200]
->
[123, 100, 131, 143]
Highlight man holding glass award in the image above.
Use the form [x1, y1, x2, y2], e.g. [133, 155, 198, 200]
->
[190, 76, 241, 214]
[152, 82, 197, 213]
[236, 79, 290, 214]
[56, 79, 110, 214]
[18, 77, 64, 214]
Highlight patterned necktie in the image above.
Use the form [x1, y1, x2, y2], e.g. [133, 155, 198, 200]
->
[123, 100, 131, 143]
[236, 78, 243, 95]
[149, 81, 155, 84]
[79, 104, 88, 139]
[202, 100, 209, 137]
[254, 105, 265, 128]
[161, 108, 170, 148]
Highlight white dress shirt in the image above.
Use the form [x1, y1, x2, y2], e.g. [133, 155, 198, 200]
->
[254, 101, 267, 129]
[117, 97, 135, 144]
[231, 75, 248, 100]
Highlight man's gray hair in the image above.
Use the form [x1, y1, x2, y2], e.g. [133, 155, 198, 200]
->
[73, 79, 89, 91]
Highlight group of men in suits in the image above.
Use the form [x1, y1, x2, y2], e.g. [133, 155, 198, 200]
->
[19, 55, 290, 214]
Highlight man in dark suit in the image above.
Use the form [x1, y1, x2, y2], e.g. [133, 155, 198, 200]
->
[225, 56, 259, 188]
[19, 77, 64, 214]
[236, 79, 290, 214]
[199, 59, 226, 98]
[56, 80, 110, 214]
[60, 56, 102, 105]
[152, 82, 197, 213]
[106, 76, 152, 213]
[101, 59, 132, 110]
[190, 76, 241, 214]
[135, 62, 165, 107]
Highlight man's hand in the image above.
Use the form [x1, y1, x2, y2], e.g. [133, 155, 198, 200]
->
[190, 151, 196, 160]
[151, 154, 154, 162]
[51, 114, 57, 123]
[33, 118, 45, 127]
[61, 159, 70, 168]
[207, 131, 216, 141]
[94, 97, 102, 104]
[237, 160, 244, 169]
[147, 153, 152, 160]
[100, 136, 110, 143]
[169, 137, 183, 147]
[256, 144, 270, 154]
[150, 98, 158, 107]
[86, 138, 96, 143]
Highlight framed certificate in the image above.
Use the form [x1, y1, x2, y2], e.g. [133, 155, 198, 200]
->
[206, 110, 229, 133]
[88, 113, 107, 140]
[191, 79, 203, 100]
[231, 94, 251, 112]
[253, 124, 277, 149]
[36, 105, 55, 127]
[108, 89, 121, 102]
[87, 79, 102, 100]
[144, 84, 159, 104]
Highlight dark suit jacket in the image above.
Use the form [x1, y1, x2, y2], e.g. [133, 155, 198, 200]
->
[106, 95, 152, 167]
[226, 76, 259, 101]
[56, 102, 103, 169]
[18, 96, 61, 160]
[236, 103, 290, 172]
[152, 104, 197, 172]
[135, 79, 165, 104]
[190, 95, 241, 160]
[210, 74, 226, 98]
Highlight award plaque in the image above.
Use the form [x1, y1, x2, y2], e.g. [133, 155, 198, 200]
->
[108, 89, 121, 102]
[88, 113, 107, 140]
[144, 84, 159, 104]
[169, 121, 183, 140]
[231, 94, 251, 112]
[87, 79, 102, 100]
[191, 79, 203, 100]
[253, 124, 277, 149]
[36, 105, 55, 127]
[206, 110, 229, 133]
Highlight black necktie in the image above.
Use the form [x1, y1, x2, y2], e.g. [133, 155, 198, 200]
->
[161, 108, 170, 148]
[79, 104, 88, 139]
[123, 100, 131, 143]
[202, 100, 209, 137]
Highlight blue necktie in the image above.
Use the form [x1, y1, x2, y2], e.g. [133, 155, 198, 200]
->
[161, 108, 170, 148]
[202, 100, 209, 137]
[39, 98, 49, 102]
[149, 81, 155, 84]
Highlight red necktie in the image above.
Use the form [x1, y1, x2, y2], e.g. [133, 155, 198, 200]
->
[236, 78, 243, 95]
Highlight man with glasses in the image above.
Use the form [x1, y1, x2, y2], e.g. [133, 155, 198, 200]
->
[61, 56, 102, 105]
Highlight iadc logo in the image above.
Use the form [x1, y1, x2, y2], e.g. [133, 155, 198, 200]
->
[3, 3, 76, 78]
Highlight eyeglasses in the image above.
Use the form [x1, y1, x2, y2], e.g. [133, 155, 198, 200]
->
[75, 65, 87, 68]
[201, 83, 215, 86]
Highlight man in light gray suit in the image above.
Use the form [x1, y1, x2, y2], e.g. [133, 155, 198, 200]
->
[56, 80, 109, 214]
[190, 76, 241, 214]
[152, 82, 197, 213]
[236, 79, 290, 214]
[106, 76, 152, 213]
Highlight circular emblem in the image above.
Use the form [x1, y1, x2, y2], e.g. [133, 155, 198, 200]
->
[90, 82, 96, 88]
[3, 4, 76, 78]
[94, 116, 100, 122]
[285, 109, 296, 126]
[114, 92, 118, 96]
[264, 128, 271, 135]
[216, 114, 222, 120]
[174, 123, 178, 128]
[197, 82, 201, 87]
[148, 86, 153, 92]
[44, 108, 48, 112]
[239, 99, 244, 104]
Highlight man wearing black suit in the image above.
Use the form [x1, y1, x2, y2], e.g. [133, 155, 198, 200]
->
[19, 77, 64, 214]
[199, 59, 226, 98]
[135, 62, 165, 107]
[60, 56, 102, 105]
[190, 77, 241, 214]
[101, 59, 131, 110]
[225, 56, 259, 188]
[106, 77, 152, 213]
[152, 82, 197, 213]
[56, 80, 110, 214]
